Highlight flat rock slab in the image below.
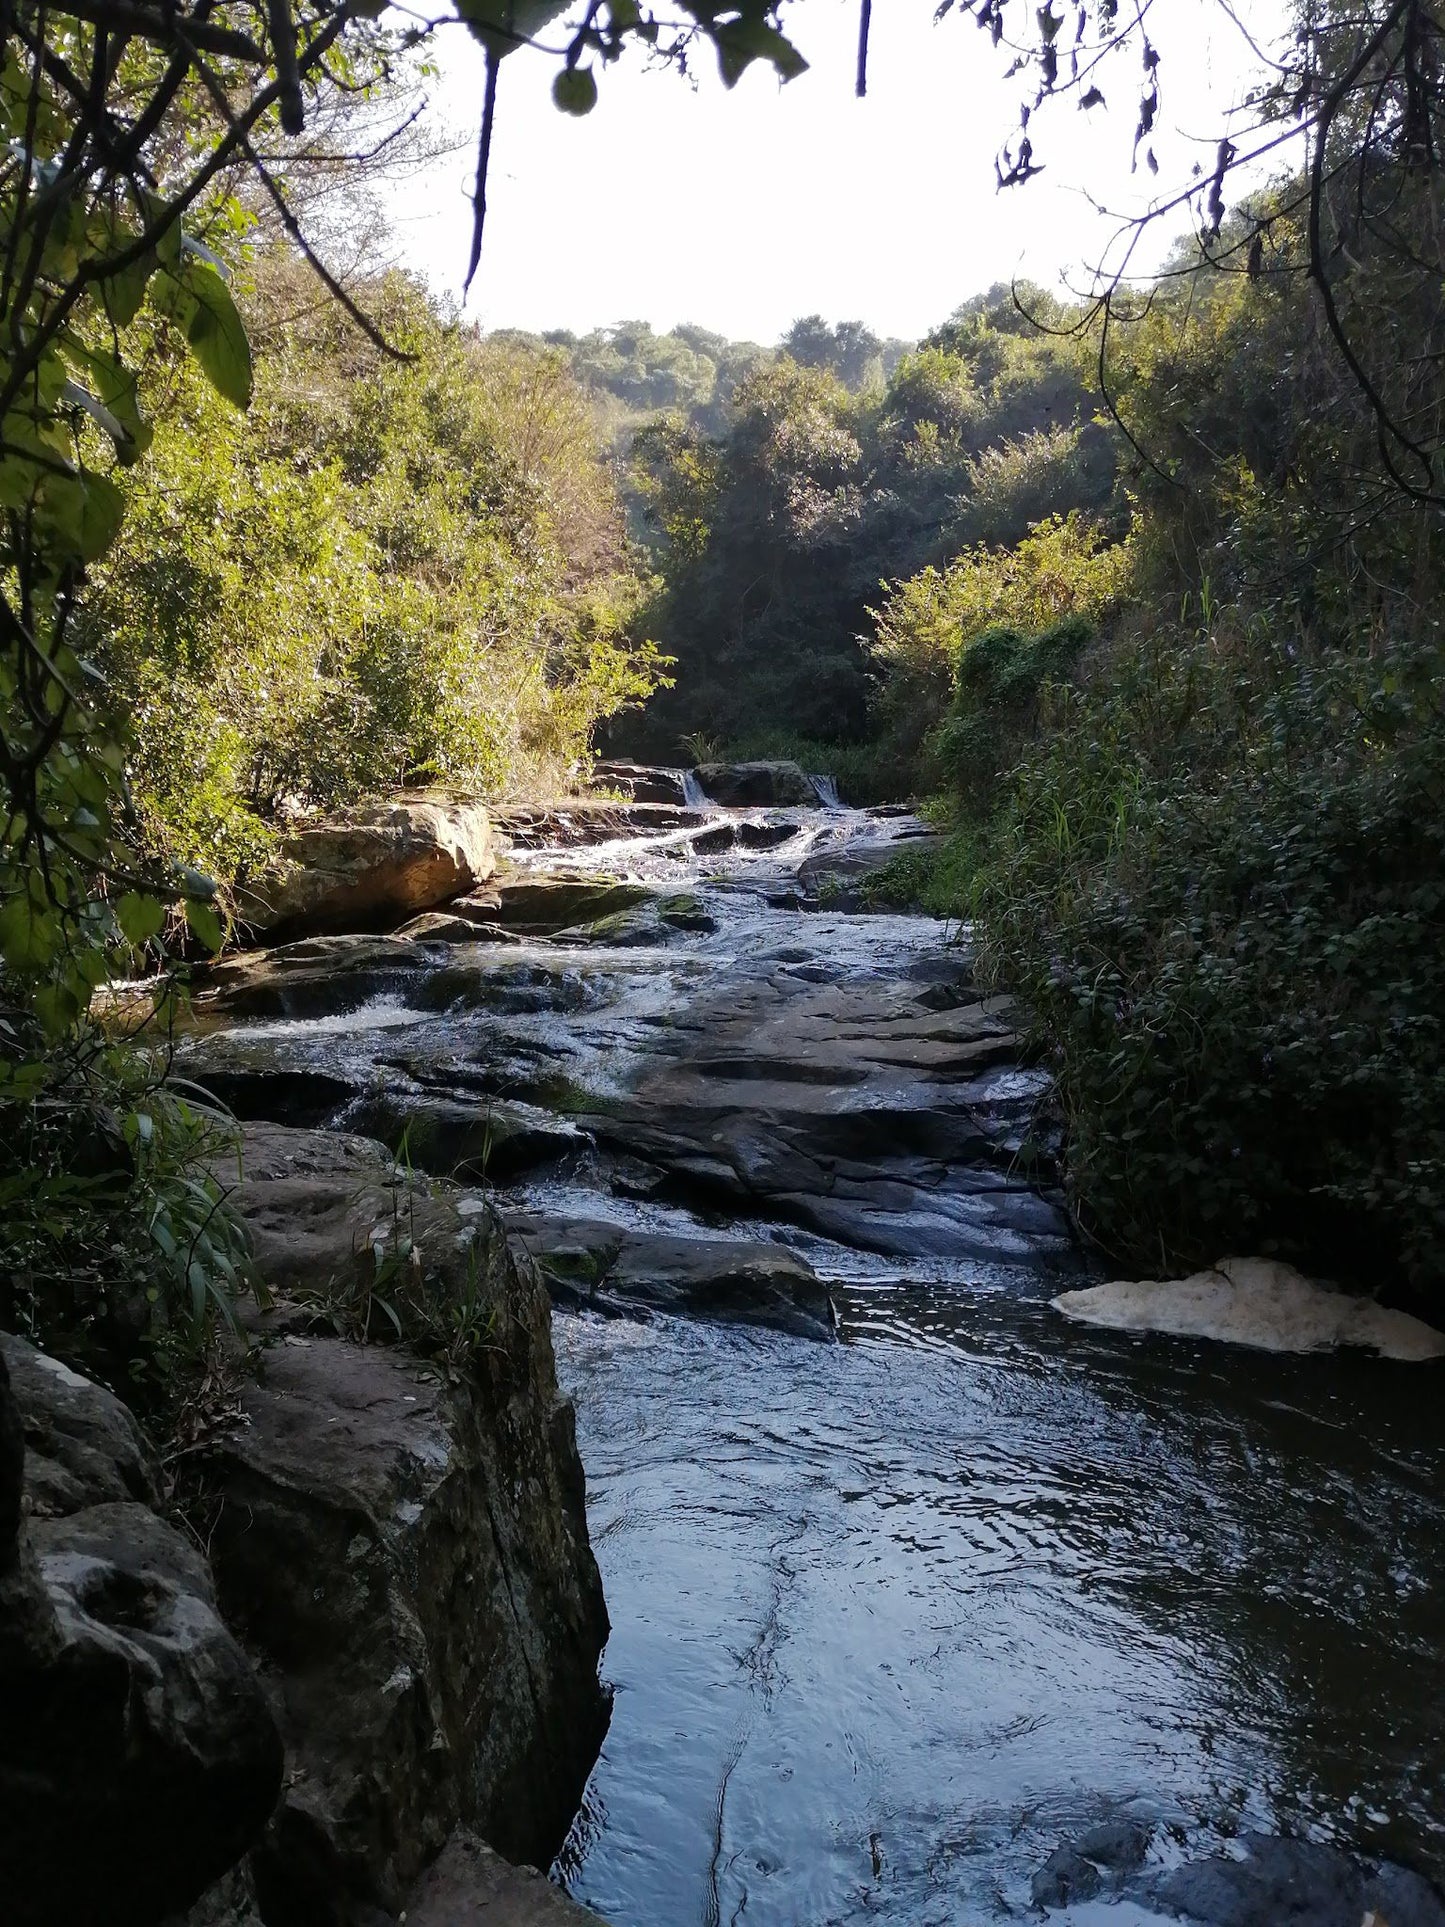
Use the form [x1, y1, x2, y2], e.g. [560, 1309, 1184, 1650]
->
[405, 1832, 607, 1924]
[494, 800, 705, 849]
[489, 875, 654, 936]
[504, 1210, 836, 1340]
[1054, 1256, 1445, 1360]
[190, 933, 436, 1020]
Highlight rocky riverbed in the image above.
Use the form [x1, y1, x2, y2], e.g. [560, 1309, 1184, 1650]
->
[162, 769, 1445, 1927]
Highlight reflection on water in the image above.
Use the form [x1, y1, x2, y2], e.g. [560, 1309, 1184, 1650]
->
[178, 795, 1445, 1922]
[553, 1285, 1445, 1925]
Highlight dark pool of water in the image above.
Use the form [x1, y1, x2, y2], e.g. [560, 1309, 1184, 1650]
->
[553, 1274, 1445, 1925]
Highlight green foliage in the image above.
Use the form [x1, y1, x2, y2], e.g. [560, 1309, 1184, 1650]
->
[936, 615, 1093, 811]
[0, 1011, 257, 1383]
[619, 285, 1117, 761]
[868, 513, 1131, 775]
[970, 622, 1445, 1295]
[80, 262, 665, 890]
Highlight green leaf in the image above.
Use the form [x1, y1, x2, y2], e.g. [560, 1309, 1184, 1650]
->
[456, 0, 570, 59]
[61, 338, 152, 463]
[713, 18, 808, 87]
[115, 891, 166, 946]
[97, 254, 155, 329]
[35, 469, 125, 564]
[152, 262, 253, 409]
[553, 66, 598, 115]
[184, 897, 224, 953]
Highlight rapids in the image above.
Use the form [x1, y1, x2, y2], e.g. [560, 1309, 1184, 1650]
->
[182, 790, 1445, 1925]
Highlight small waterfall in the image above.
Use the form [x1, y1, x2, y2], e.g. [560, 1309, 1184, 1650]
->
[682, 769, 710, 809]
[809, 773, 841, 810]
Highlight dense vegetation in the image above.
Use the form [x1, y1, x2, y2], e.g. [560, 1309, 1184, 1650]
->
[620, 198, 1445, 1299]
[615, 284, 1113, 772]
[5, 0, 1445, 1399]
[85, 261, 662, 892]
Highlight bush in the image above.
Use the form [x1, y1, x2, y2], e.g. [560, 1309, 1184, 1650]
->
[969, 622, 1445, 1298]
[867, 513, 1131, 778]
[936, 615, 1094, 811]
[80, 263, 666, 895]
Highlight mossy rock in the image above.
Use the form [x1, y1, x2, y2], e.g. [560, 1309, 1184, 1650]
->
[490, 875, 653, 935]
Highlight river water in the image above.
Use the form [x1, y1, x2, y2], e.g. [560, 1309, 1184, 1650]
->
[188, 793, 1445, 1924]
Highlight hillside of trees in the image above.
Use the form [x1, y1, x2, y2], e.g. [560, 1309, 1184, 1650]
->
[4, 0, 1444, 1386]
[595, 199, 1445, 1301]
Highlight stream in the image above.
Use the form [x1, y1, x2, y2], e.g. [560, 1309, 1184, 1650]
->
[184, 786, 1445, 1926]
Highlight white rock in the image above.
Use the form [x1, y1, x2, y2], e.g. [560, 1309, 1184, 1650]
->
[1052, 1256, 1445, 1361]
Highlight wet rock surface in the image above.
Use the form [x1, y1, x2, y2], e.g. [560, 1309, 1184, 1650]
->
[0, 1337, 283, 1927]
[1027, 1824, 1445, 1926]
[506, 1208, 836, 1340]
[161, 780, 1445, 1925]
[404, 1830, 607, 1924]
[691, 758, 821, 806]
[180, 801, 1077, 1305]
[203, 1123, 610, 1923]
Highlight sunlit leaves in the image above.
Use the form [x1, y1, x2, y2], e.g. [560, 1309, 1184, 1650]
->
[151, 259, 253, 410]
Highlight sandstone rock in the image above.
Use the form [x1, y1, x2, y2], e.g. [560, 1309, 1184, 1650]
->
[395, 911, 510, 944]
[239, 794, 494, 938]
[692, 759, 818, 807]
[493, 799, 703, 850]
[192, 933, 436, 1020]
[506, 1211, 836, 1340]
[589, 759, 688, 807]
[3, 1334, 158, 1516]
[204, 1124, 610, 1924]
[0, 1337, 282, 1927]
[344, 1091, 587, 1179]
[404, 1830, 607, 1925]
[1053, 1257, 1445, 1359]
[797, 818, 941, 908]
[489, 874, 653, 936]
[172, 1864, 267, 1927]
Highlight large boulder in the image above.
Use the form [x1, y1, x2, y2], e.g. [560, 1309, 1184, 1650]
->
[489, 874, 653, 936]
[493, 798, 702, 850]
[205, 1125, 610, 1925]
[239, 794, 495, 939]
[505, 1209, 836, 1340]
[588, 759, 688, 807]
[190, 933, 437, 1020]
[692, 759, 819, 807]
[0, 1337, 283, 1927]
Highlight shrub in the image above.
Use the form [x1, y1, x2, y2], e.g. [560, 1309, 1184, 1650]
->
[970, 622, 1445, 1299]
[867, 513, 1131, 776]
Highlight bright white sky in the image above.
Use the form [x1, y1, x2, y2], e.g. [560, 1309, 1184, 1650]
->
[385, 0, 1289, 344]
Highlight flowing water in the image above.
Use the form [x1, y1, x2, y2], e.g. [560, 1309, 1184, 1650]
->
[187, 790, 1445, 1925]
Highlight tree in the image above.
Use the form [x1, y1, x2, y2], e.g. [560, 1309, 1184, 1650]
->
[782, 315, 884, 391]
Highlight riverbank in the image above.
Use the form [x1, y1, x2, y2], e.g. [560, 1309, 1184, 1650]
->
[162, 767, 1445, 1924]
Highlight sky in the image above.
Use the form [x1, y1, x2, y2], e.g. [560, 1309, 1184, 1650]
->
[383, 0, 1288, 345]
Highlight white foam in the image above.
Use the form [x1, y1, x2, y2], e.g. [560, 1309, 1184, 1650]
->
[1054, 1257, 1445, 1361]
